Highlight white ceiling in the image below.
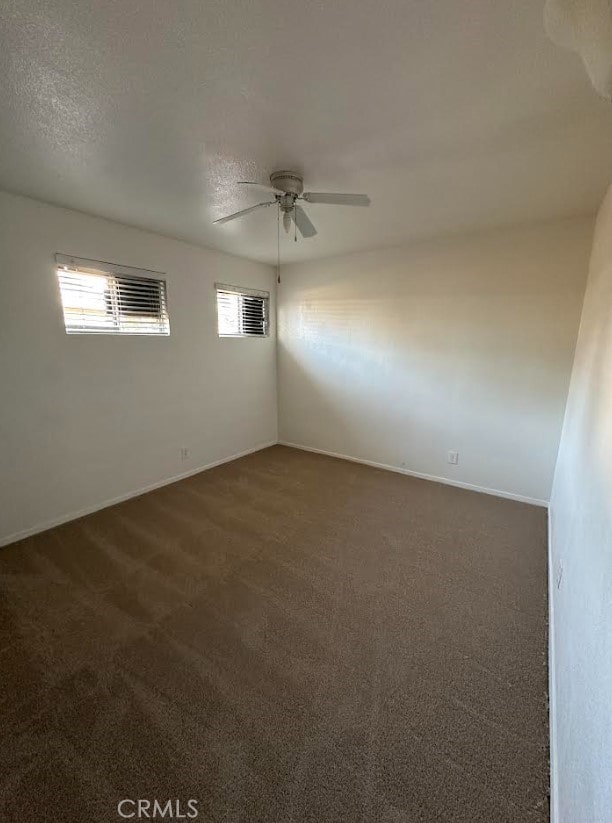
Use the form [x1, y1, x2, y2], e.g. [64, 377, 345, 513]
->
[1, 0, 611, 264]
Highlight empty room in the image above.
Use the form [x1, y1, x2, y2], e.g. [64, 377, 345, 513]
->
[1, 2, 611, 821]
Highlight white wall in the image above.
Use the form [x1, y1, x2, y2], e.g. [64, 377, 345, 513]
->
[0, 191, 277, 545]
[549, 186, 612, 823]
[278, 218, 592, 503]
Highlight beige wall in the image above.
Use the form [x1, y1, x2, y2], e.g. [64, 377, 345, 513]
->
[549, 186, 612, 822]
[0, 191, 277, 545]
[278, 218, 592, 503]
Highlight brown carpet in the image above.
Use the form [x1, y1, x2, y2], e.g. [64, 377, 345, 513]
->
[0, 445, 549, 822]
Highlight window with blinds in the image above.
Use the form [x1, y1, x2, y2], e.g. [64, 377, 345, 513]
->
[56, 257, 170, 336]
[216, 284, 269, 337]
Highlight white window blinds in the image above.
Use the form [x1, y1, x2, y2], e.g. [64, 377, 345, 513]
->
[216, 284, 269, 337]
[56, 255, 170, 336]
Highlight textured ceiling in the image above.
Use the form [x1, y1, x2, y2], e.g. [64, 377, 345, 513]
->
[1, 0, 611, 264]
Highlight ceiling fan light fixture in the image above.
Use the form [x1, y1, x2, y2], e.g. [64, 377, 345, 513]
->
[282, 210, 292, 233]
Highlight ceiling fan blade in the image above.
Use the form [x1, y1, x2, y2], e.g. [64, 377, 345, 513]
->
[293, 205, 317, 238]
[302, 192, 370, 206]
[237, 181, 282, 194]
[213, 201, 275, 225]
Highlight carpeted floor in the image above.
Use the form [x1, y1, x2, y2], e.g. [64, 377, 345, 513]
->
[0, 445, 549, 822]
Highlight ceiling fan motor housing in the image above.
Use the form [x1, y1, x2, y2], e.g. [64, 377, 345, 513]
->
[270, 170, 304, 196]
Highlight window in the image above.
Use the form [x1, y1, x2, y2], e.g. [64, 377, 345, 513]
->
[56, 254, 169, 336]
[216, 283, 269, 337]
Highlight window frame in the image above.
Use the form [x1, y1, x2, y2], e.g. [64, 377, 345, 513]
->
[55, 254, 170, 337]
[215, 282, 270, 339]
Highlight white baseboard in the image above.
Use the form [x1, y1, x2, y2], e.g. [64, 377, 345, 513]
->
[548, 507, 559, 823]
[278, 441, 549, 507]
[0, 440, 277, 548]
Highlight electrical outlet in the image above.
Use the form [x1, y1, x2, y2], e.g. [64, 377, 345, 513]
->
[447, 450, 459, 465]
[180, 447, 190, 461]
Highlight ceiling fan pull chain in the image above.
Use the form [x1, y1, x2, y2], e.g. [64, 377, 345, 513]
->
[277, 204, 281, 284]
[294, 205, 297, 242]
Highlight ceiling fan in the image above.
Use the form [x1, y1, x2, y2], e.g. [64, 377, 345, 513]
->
[213, 170, 371, 239]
